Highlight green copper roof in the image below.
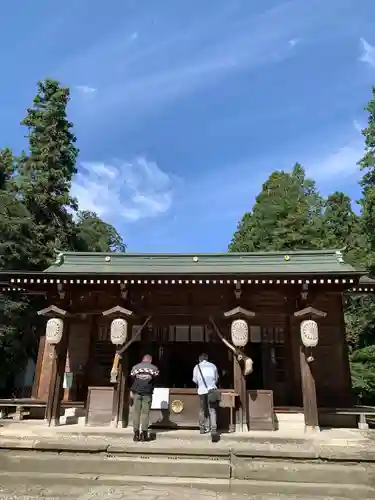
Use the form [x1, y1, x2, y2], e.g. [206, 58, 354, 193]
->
[42, 249, 361, 276]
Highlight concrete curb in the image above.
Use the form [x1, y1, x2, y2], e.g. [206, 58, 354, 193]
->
[0, 436, 374, 461]
[0, 471, 374, 498]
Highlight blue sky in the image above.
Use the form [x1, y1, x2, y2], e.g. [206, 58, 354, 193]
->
[1, 0, 375, 252]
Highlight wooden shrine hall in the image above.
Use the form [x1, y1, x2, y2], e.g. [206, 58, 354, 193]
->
[1, 249, 372, 433]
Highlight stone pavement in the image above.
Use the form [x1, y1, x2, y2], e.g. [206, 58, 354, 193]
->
[0, 481, 354, 500]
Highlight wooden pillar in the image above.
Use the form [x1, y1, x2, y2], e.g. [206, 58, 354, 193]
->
[32, 335, 46, 399]
[102, 305, 134, 428]
[299, 344, 319, 431]
[38, 305, 70, 426]
[111, 354, 128, 427]
[46, 325, 69, 426]
[294, 306, 326, 433]
[233, 354, 247, 431]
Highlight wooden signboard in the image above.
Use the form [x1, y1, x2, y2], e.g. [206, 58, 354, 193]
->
[86, 386, 114, 426]
[247, 389, 276, 431]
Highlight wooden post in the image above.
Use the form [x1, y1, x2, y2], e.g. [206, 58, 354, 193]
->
[38, 305, 70, 427]
[111, 352, 123, 427]
[299, 344, 319, 432]
[32, 335, 46, 399]
[233, 354, 247, 431]
[48, 325, 69, 426]
[103, 306, 151, 428]
[294, 306, 327, 433]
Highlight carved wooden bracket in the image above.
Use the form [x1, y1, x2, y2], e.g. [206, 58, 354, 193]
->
[293, 306, 327, 320]
[102, 305, 134, 318]
[37, 305, 70, 318]
[223, 306, 256, 319]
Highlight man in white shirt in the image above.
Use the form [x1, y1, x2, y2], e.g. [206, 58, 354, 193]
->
[192, 353, 219, 441]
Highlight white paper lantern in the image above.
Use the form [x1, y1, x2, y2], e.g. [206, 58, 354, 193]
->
[300, 319, 319, 348]
[110, 318, 128, 345]
[231, 319, 249, 347]
[45, 317, 64, 345]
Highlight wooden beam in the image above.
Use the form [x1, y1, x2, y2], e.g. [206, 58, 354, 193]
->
[293, 306, 327, 319]
[102, 305, 133, 318]
[224, 306, 256, 319]
[37, 305, 69, 318]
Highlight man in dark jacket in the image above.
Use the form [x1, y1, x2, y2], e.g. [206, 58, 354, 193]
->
[130, 354, 159, 442]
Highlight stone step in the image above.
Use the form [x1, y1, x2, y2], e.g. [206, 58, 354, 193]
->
[1, 446, 375, 491]
[0, 471, 374, 499]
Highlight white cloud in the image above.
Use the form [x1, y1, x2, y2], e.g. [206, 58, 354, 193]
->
[56, 1, 328, 122]
[306, 141, 363, 180]
[75, 85, 97, 94]
[288, 38, 300, 47]
[71, 157, 177, 222]
[353, 119, 363, 134]
[359, 38, 375, 68]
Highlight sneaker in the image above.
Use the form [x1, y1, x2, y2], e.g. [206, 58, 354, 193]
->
[211, 431, 220, 443]
[140, 431, 150, 442]
[133, 430, 140, 442]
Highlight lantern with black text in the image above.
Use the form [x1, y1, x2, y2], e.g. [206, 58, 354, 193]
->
[231, 318, 249, 347]
[110, 318, 128, 345]
[45, 317, 64, 345]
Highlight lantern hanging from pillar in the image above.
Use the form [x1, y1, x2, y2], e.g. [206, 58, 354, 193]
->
[300, 319, 319, 348]
[45, 317, 64, 344]
[110, 318, 128, 345]
[231, 318, 249, 347]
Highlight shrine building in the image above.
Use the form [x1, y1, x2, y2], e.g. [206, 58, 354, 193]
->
[1, 249, 372, 432]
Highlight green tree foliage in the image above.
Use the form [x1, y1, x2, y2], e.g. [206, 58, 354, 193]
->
[346, 86, 375, 402]
[229, 112, 375, 402]
[16, 78, 79, 268]
[323, 191, 367, 268]
[0, 149, 37, 388]
[75, 211, 126, 252]
[359, 86, 375, 271]
[229, 163, 325, 252]
[0, 79, 127, 390]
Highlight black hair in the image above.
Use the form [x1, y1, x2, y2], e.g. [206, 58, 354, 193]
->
[199, 352, 208, 362]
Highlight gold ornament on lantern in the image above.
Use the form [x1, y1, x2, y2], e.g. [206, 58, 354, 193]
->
[45, 317, 64, 344]
[231, 319, 249, 347]
[110, 318, 128, 345]
[300, 319, 319, 348]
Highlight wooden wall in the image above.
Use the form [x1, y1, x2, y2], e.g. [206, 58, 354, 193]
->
[32, 283, 353, 409]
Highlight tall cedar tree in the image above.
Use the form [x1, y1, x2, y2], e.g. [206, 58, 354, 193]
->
[0, 79, 128, 392]
[0, 149, 38, 389]
[229, 163, 325, 252]
[348, 86, 375, 403]
[75, 211, 126, 252]
[324, 191, 367, 268]
[16, 78, 79, 268]
[360, 86, 375, 272]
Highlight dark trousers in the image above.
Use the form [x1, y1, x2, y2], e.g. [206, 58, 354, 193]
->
[199, 394, 217, 432]
[132, 393, 152, 432]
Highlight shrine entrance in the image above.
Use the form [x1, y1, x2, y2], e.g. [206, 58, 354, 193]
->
[126, 322, 234, 429]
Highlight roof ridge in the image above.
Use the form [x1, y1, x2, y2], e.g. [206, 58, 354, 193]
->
[58, 249, 343, 258]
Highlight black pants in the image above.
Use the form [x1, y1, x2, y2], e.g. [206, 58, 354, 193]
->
[198, 394, 217, 432]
